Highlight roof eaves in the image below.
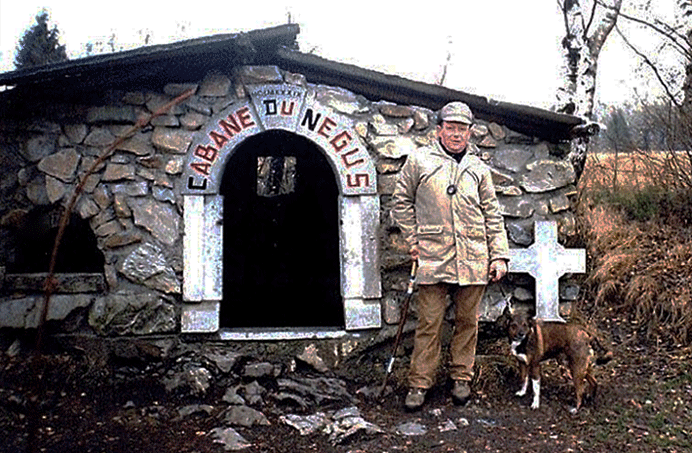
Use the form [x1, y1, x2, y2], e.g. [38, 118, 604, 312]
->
[273, 47, 584, 142]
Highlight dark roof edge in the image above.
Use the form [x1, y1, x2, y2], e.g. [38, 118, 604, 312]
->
[0, 24, 300, 86]
[0, 24, 586, 142]
[274, 48, 584, 142]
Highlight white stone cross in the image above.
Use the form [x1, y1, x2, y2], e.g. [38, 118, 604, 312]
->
[507, 221, 585, 322]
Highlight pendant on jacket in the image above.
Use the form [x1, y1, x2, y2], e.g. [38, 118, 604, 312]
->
[447, 184, 457, 195]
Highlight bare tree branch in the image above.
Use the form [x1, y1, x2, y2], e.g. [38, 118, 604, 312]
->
[559, 0, 572, 34]
[650, 15, 689, 48]
[437, 37, 453, 86]
[588, 0, 623, 57]
[616, 25, 682, 107]
[596, 0, 691, 59]
[585, 0, 599, 37]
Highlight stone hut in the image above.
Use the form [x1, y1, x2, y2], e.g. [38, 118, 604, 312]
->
[0, 24, 591, 355]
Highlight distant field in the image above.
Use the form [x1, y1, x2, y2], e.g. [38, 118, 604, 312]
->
[581, 150, 692, 190]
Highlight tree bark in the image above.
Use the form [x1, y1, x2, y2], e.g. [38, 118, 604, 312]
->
[557, 0, 623, 177]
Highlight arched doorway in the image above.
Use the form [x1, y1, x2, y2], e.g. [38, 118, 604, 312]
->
[219, 130, 342, 328]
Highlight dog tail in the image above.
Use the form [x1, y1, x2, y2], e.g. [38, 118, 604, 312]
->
[590, 336, 613, 365]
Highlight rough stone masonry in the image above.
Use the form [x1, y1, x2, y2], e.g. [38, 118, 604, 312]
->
[0, 65, 581, 356]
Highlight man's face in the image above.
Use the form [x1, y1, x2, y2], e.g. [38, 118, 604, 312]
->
[437, 121, 472, 154]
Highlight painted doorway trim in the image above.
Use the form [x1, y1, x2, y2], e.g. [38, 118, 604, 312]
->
[180, 83, 381, 333]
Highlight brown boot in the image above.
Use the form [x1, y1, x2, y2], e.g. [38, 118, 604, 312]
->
[404, 388, 427, 411]
[452, 380, 471, 405]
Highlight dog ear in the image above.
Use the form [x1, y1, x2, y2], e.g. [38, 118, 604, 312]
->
[502, 290, 514, 314]
[496, 305, 511, 331]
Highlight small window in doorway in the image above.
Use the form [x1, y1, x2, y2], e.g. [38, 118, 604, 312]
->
[256, 156, 297, 197]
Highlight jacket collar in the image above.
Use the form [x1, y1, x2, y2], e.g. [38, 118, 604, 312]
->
[431, 140, 475, 175]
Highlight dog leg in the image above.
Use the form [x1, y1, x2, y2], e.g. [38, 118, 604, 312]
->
[516, 364, 528, 397]
[586, 371, 598, 401]
[530, 363, 541, 409]
[516, 374, 528, 397]
[575, 368, 598, 414]
[570, 365, 589, 414]
[511, 340, 528, 365]
[530, 378, 540, 409]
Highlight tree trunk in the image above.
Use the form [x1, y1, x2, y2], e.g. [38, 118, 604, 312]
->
[557, 0, 623, 177]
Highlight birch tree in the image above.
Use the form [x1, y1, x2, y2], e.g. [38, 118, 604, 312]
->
[557, 0, 623, 116]
[682, 2, 692, 106]
[557, 0, 623, 177]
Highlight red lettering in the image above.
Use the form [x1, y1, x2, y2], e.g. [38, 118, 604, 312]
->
[341, 149, 365, 168]
[194, 144, 218, 162]
[317, 117, 337, 138]
[281, 100, 295, 116]
[237, 106, 255, 129]
[220, 116, 241, 136]
[330, 131, 352, 152]
[190, 162, 212, 176]
[346, 173, 370, 188]
[209, 131, 229, 148]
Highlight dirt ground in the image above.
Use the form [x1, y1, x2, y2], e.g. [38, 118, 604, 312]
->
[1, 310, 690, 453]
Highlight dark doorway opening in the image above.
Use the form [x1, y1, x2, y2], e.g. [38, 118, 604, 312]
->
[220, 130, 342, 328]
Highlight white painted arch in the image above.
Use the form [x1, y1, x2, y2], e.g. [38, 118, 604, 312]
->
[180, 83, 382, 333]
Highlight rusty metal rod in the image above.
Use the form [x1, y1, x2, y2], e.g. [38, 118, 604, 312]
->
[34, 88, 195, 352]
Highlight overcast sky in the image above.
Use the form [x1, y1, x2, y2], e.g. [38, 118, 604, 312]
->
[0, 0, 683, 109]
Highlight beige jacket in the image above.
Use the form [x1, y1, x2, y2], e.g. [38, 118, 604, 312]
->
[392, 140, 509, 285]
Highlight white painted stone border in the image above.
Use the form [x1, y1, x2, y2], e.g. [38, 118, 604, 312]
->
[340, 195, 382, 330]
[182, 192, 382, 333]
[183, 195, 223, 302]
[180, 83, 387, 334]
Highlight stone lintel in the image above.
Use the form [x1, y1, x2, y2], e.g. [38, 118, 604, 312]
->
[3, 273, 106, 293]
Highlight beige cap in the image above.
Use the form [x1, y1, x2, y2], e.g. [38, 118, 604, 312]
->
[439, 101, 473, 124]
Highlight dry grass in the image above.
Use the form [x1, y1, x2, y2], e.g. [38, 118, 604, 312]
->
[577, 151, 692, 345]
[583, 150, 692, 191]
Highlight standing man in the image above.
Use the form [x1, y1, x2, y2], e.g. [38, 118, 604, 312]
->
[392, 101, 509, 410]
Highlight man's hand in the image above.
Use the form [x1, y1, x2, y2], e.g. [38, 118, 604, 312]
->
[489, 259, 508, 282]
[410, 245, 420, 261]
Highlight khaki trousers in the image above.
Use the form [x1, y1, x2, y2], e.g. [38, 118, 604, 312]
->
[408, 283, 486, 389]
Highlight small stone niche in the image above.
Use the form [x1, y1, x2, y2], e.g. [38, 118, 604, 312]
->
[3, 206, 106, 293]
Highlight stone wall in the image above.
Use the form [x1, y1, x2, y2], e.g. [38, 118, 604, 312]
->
[0, 65, 580, 336]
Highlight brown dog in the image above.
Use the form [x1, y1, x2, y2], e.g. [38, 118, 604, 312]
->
[500, 308, 612, 413]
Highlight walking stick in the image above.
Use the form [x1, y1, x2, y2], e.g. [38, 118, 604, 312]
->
[378, 260, 418, 398]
